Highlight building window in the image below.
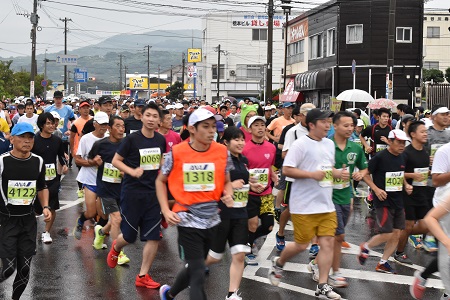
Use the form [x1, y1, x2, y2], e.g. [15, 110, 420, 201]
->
[424, 17, 427, 21]
[309, 33, 323, 59]
[438, 17, 441, 21]
[431, 17, 434, 21]
[235, 64, 263, 79]
[346, 24, 363, 44]
[287, 40, 304, 64]
[212, 64, 225, 79]
[446, 17, 449, 21]
[427, 26, 440, 38]
[423, 61, 440, 69]
[252, 29, 267, 41]
[396, 27, 412, 43]
[327, 28, 336, 56]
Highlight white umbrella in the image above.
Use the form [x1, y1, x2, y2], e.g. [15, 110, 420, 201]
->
[336, 89, 374, 108]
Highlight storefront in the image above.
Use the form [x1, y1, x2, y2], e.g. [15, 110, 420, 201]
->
[294, 68, 332, 109]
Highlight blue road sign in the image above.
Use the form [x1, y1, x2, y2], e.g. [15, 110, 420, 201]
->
[74, 68, 88, 83]
[53, 83, 58, 89]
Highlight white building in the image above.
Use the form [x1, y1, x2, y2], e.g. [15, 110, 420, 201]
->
[423, 11, 450, 72]
[201, 13, 286, 102]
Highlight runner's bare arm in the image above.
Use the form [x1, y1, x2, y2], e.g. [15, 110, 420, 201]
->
[362, 174, 387, 201]
[432, 172, 450, 187]
[112, 152, 143, 178]
[155, 173, 180, 225]
[37, 188, 52, 222]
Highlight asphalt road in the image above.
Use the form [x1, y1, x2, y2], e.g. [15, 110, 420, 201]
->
[0, 168, 445, 300]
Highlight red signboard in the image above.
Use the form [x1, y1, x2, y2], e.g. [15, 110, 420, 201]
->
[281, 78, 301, 102]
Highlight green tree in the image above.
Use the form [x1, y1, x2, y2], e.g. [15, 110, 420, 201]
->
[166, 81, 184, 100]
[422, 68, 444, 83]
[445, 67, 450, 82]
[0, 60, 15, 98]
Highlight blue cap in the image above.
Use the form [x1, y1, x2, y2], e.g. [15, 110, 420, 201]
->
[282, 102, 294, 108]
[11, 123, 35, 136]
[134, 99, 146, 106]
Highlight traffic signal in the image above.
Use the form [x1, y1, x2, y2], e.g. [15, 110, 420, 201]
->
[88, 77, 96, 81]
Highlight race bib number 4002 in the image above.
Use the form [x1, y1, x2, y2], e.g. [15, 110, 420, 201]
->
[7, 180, 36, 205]
[139, 148, 161, 171]
[183, 163, 215, 192]
[385, 171, 404, 192]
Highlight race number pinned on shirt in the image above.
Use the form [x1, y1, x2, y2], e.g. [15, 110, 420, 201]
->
[412, 168, 428, 187]
[233, 184, 249, 208]
[57, 118, 64, 129]
[431, 144, 443, 156]
[7, 180, 36, 205]
[183, 163, 215, 192]
[319, 164, 333, 188]
[45, 163, 57, 181]
[385, 171, 404, 192]
[333, 167, 350, 190]
[102, 162, 122, 183]
[249, 168, 269, 187]
[376, 144, 387, 152]
[139, 148, 161, 170]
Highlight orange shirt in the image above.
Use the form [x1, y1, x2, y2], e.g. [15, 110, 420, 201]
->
[72, 116, 92, 155]
[267, 116, 295, 137]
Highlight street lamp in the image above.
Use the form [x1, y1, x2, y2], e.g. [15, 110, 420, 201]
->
[281, 0, 292, 89]
[214, 45, 228, 102]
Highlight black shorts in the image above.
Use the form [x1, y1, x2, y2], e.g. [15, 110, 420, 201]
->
[101, 197, 120, 214]
[376, 207, 405, 233]
[276, 173, 286, 190]
[34, 179, 60, 215]
[177, 226, 217, 261]
[283, 181, 292, 205]
[208, 218, 250, 259]
[0, 214, 37, 258]
[405, 204, 430, 221]
[246, 195, 261, 219]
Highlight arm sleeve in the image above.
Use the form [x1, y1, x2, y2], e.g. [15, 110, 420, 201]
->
[356, 146, 369, 170]
[116, 135, 131, 158]
[37, 159, 47, 191]
[361, 126, 372, 138]
[88, 140, 101, 160]
[70, 123, 78, 133]
[432, 147, 450, 174]
[368, 153, 378, 174]
[68, 108, 75, 121]
[283, 141, 303, 168]
[267, 119, 277, 131]
[161, 151, 173, 176]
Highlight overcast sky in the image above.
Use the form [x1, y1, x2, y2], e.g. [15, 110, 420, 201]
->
[0, 0, 448, 58]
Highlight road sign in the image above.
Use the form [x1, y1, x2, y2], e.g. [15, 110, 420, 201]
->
[188, 72, 194, 78]
[352, 59, 356, 74]
[187, 65, 195, 72]
[41, 80, 48, 87]
[74, 68, 88, 83]
[187, 48, 202, 63]
[56, 55, 78, 65]
[53, 83, 58, 89]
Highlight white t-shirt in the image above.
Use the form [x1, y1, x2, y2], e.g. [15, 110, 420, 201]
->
[283, 135, 335, 214]
[17, 114, 39, 131]
[431, 142, 450, 207]
[282, 123, 308, 182]
[76, 132, 104, 185]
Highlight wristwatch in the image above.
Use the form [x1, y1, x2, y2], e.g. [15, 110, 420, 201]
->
[43, 206, 51, 211]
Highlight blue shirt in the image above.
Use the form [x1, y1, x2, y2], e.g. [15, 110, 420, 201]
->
[44, 105, 75, 141]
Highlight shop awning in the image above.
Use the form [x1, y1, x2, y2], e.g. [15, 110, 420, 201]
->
[281, 78, 301, 102]
[294, 68, 332, 92]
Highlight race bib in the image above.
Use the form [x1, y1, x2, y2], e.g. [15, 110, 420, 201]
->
[354, 139, 363, 148]
[333, 167, 350, 190]
[45, 163, 57, 181]
[385, 171, 404, 192]
[102, 162, 122, 183]
[130, 130, 138, 134]
[183, 163, 215, 192]
[412, 167, 428, 187]
[57, 118, 64, 129]
[7, 180, 36, 205]
[139, 148, 161, 170]
[431, 144, 443, 156]
[319, 164, 333, 188]
[376, 144, 387, 152]
[249, 168, 269, 187]
[233, 184, 249, 208]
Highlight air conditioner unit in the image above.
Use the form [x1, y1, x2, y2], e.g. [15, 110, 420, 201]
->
[229, 70, 236, 76]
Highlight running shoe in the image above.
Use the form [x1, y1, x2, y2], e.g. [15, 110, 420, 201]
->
[328, 273, 348, 288]
[93, 225, 106, 250]
[274, 208, 282, 222]
[77, 189, 84, 198]
[315, 283, 341, 299]
[251, 243, 259, 256]
[357, 243, 369, 265]
[422, 238, 438, 252]
[42, 232, 53, 244]
[118, 250, 130, 265]
[394, 252, 413, 265]
[275, 233, 285, 251]
[244, 254, 258, 266]
[226, 290, 242, 300]
[268, 256, 283, 286]
[307, 259, 319, 282]
[309, 244, 319, 259]
[159, 284, 172, 300]
[73, 217, 83, 240]
[135, 274, 161, 289]
[341, 241, 351, 249]
[376, 261, 397, 274]
[107, 240, 120, 268]
[410, 270, 426, 300]
[409, 235, 423, 249]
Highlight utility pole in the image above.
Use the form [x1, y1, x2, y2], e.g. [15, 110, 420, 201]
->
[60, 17, 72, 95]
[386, 0, 396, 100]
[265, 0, 274, 105]
[170, 65, 173, 84]
[144, 45, 152, 99]
[30, 0, 39, 97]
[216, 44, 221, 101]
[157, 65, 161, 96]
[181, 52, 186, 89]
[124, 65, 128, 90]
[118, 54, 124, 91]
[281, 1, 292, 89]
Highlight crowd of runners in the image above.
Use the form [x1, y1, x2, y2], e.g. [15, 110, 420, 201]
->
[0, 91, 449, 300]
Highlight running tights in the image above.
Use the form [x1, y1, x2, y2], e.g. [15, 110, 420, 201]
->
[169, 259, 207, 300]
[250, 213, 274, 245]
[0, 256, 33, 300]
[421, 257, 438, 279]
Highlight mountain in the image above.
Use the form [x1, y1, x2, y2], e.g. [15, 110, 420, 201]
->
[1, 29, 202, 83]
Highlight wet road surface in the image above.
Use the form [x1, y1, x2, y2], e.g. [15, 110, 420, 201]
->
[0, 168, 445, 299]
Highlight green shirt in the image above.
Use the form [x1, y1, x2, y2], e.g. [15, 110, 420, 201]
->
[332, 138, 368, 205]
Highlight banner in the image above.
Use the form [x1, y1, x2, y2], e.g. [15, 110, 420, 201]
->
[231, 15, 286, 29]
[187, 49, 202, 63]
[129, 77, 148, 89]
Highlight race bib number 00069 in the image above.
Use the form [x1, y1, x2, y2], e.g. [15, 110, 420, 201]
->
[139, 148, 161, 171]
